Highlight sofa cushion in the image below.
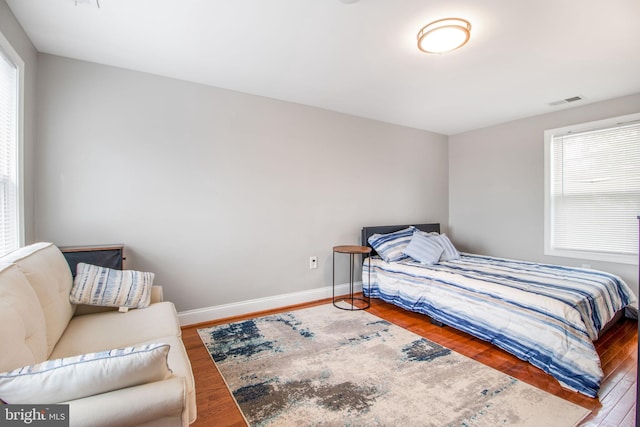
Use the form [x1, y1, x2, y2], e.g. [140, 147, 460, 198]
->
[0, 343, 172, 404]
[49, 301, 195, 424]
[49, 303, 196, 424]
[50, 301, 181, 359]
[61, 377, 187, 426]
[0, 264, 48, 372]
[70, 263, 154, 309]
[1, 243, 75, 356]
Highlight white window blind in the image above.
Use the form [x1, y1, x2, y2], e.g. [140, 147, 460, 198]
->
[0, 43, 19, 256]
[545, 113, 640, 264]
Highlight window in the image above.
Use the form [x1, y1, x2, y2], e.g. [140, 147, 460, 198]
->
[0, 33, 23, 256]
[544, 113, 640, 265]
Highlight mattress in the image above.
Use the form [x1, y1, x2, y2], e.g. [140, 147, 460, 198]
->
[363, 253, 636, 397]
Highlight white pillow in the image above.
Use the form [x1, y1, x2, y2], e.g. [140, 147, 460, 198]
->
[0, 343, 172, 404]
[402, 232, 444, 265]
[70, 263, 154, 309]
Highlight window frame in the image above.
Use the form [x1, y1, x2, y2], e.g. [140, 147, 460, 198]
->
[544, 112, 640, 265]
[0, 31, 25, 255]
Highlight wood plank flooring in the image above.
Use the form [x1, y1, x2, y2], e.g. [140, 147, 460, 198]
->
[181, 297, 638, 426]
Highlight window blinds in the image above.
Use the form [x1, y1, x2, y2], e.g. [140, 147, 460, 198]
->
[0, 45, 19, 256]
[550, 120, 640, 257]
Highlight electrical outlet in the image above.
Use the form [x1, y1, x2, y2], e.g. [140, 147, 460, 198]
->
[309, 256, 318, 269]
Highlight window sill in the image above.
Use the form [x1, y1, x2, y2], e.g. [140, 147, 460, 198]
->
[544, 248, 637, 265]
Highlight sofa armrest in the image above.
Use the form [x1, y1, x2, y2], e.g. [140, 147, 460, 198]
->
[151, 285, 164, 303]
[63, 376, 187, 427]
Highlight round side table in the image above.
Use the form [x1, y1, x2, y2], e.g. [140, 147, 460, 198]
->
[332, 245, 372, 310]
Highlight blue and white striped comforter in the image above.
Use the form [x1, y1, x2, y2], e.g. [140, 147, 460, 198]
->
[363, 253, 636, 397]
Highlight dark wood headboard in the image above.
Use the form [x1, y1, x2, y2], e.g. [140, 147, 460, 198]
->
[361, 223, 441, 257]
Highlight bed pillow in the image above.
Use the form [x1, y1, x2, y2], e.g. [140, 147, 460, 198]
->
[368, 226, 416, 262]
[433, 233, 461, 261]
[414, 231, 461, 261]
[70, 263, 154, 309]
[0, 343, 172, 404]
[402, 232, 444, 265]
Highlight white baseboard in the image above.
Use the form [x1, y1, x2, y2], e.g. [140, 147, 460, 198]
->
[178, 281, 363, 326]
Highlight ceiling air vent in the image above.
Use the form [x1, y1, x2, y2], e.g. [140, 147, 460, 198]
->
[548, 96, 583, 106]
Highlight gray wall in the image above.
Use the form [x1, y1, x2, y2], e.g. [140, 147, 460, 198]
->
[449, 93, 640, 297]
[0, 0, 37, 244]
[6, 0, 637, 312]
[35, 54, 449, 311]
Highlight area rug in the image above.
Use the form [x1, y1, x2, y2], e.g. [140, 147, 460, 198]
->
[198, 304, 590, 426]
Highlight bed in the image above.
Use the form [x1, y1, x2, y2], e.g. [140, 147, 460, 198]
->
[361, 223, 636, 398]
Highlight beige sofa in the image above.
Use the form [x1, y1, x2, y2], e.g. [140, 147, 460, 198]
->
[0, 242, 196, 426]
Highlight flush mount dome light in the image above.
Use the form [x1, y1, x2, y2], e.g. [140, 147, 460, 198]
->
[417, 18, 471, 54]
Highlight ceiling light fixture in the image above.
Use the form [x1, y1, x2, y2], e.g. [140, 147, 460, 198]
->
[417, 18, 471, 54]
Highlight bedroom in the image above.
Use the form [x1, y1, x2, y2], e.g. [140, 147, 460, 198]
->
[0, 0, 639, 426]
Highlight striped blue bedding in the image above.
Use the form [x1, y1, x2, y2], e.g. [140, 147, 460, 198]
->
[363, 253, 636, 397]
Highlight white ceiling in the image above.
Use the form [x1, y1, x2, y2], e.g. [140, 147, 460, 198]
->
[6, 0, 640, 135]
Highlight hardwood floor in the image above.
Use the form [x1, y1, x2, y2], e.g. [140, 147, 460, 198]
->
[181, 297, 638, 426]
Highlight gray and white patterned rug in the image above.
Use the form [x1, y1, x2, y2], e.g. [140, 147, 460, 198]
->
[198, 304, 589, 426]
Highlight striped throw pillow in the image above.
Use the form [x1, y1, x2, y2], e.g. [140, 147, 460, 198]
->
[433, 233, 461, 261]
[402, 232, 444, 265]
[0, 343, 171, 404]
[70, 263, 154, 309]
[368, 226, 416, 262]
